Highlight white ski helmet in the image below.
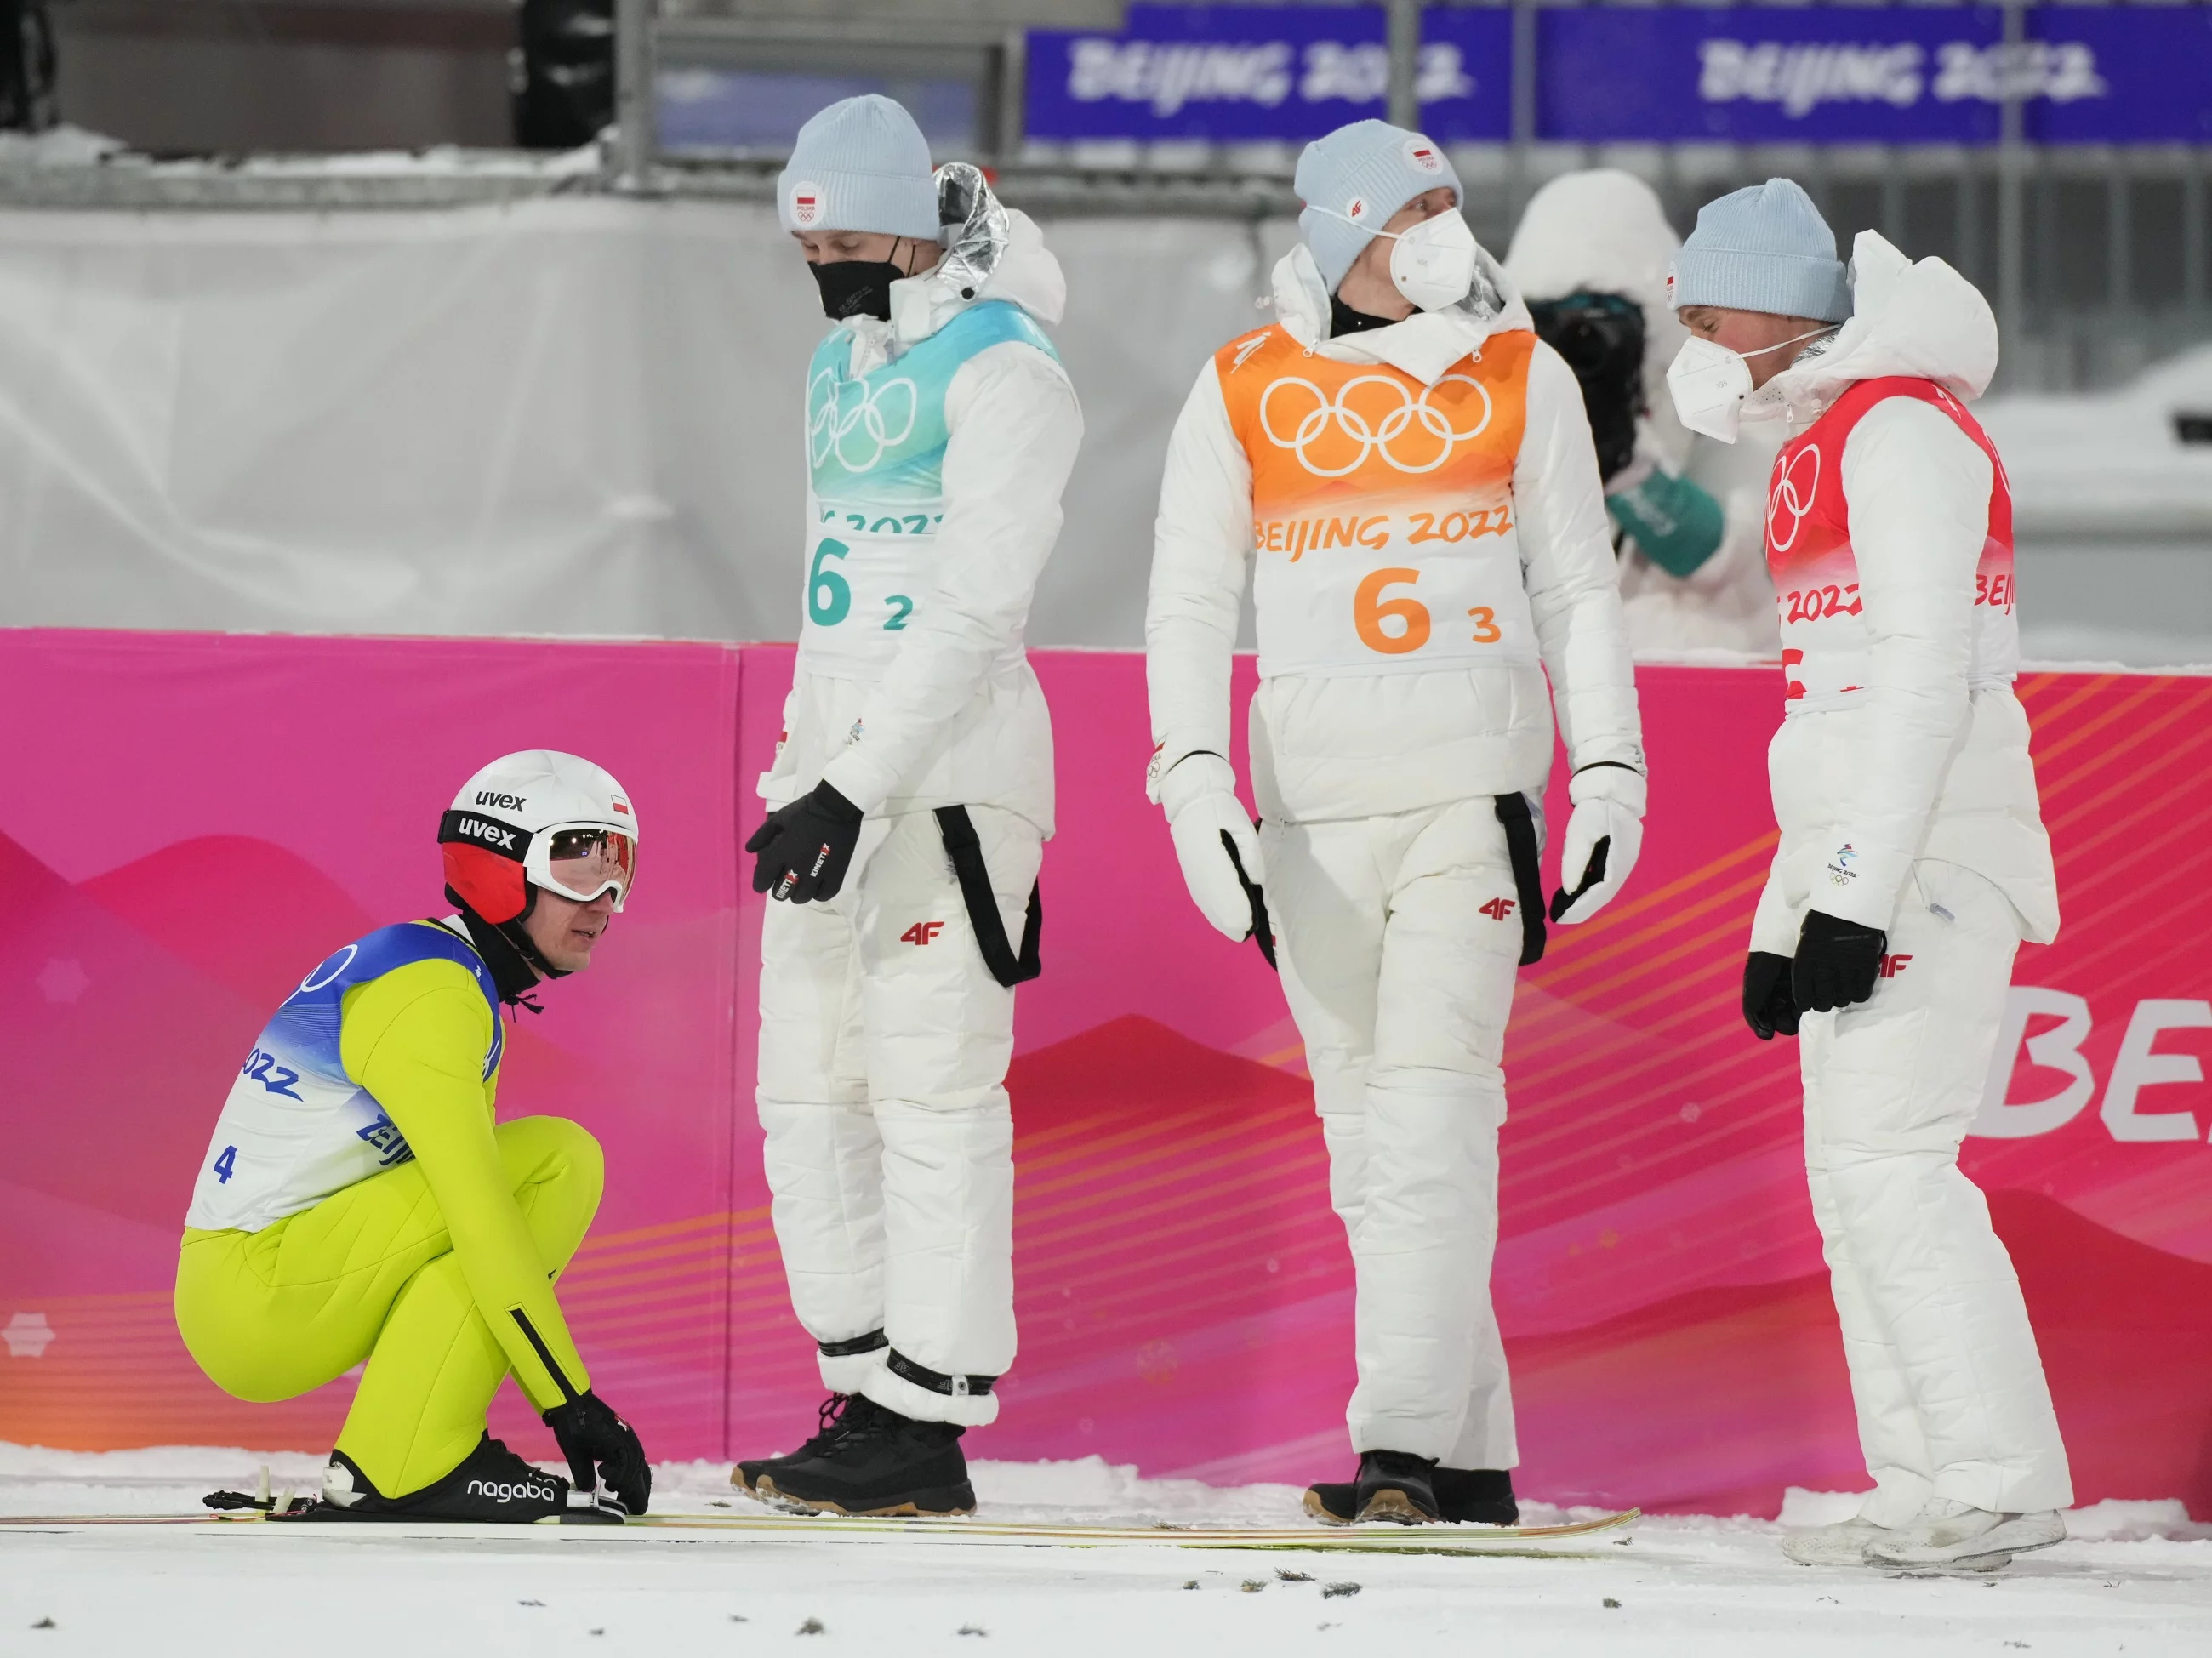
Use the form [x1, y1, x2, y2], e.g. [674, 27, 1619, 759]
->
[438, 750, 637, 927]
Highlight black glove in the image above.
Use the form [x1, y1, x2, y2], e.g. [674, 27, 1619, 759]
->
[1792, 910, 1887, 1014]
[746, 782, 864, 903]
[1220, 829, 1277, 971]
[1742, 951, 1800, 1040]
[1549, 836, 1609, 922]
[543, 1391, 650, 1515]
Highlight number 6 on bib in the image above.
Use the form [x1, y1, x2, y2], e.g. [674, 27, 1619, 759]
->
[1225, 330, 1542, 679]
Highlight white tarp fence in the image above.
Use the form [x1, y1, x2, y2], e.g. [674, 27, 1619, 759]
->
[0, 197, 1284, 647]
[3, 195, 2204, 664]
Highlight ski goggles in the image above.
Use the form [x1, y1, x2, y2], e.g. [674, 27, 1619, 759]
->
[528, 823, 637, 910]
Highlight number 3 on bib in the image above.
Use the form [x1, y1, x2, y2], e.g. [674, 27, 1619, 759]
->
[1353, 568, 1502, 655]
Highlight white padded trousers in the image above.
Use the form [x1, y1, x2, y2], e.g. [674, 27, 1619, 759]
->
[1265, 796, 1525, 1468]
[756, 806, 1043, 1427]
[1804, 857, 2072, 1524]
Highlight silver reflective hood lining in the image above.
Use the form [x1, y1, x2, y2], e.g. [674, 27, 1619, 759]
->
[933, 161, 1009, 296]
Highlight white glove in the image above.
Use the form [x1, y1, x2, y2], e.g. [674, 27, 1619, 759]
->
[1551, 765, 1646, 924]
[1155, 753, 1266, 945]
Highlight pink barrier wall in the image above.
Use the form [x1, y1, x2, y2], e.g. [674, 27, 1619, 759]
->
[3, 630, 2209, 1517]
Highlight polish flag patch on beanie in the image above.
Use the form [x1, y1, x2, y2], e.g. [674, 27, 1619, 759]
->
[1404, 136, 1442, 173]
[791, 182, 823, 225]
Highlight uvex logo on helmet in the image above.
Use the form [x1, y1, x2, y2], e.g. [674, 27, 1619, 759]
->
[476, 790, 527, 811]
[448, 815, 522, 854]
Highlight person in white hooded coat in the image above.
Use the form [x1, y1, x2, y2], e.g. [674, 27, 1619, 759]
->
[1145, 121, 1645, 1525]
[739, 95, 1082, 1517]
[1664, 179, 2069, 1571]
[1503, 168, 1780, 657]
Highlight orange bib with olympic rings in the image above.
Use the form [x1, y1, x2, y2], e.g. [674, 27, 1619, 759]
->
[1217, 323, 1538, 678]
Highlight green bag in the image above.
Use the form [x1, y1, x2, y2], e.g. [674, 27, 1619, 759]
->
[1606, 467, 1726, 579]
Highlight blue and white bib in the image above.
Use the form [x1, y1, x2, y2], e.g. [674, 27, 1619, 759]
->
[798, 301, 1058, 680]
[185, 920, 503, 1233]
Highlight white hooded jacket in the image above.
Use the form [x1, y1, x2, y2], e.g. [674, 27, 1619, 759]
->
[1502, 169, 1780, 658]
[1146, 242, 1642, 825]
[761, 210, 1082, 835]
[1748, 231, 2059, 951]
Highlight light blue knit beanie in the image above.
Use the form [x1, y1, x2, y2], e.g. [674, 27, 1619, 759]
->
[777, 95, 939, 239]
[1668, 179, 1852, 322]
[1295, 120, 1464, 293]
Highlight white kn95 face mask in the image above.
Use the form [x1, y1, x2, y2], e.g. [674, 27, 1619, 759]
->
[1380, 208, 1479, 312]
[1318, 203, 1479, 313]
[1665, 328, 1833, 443]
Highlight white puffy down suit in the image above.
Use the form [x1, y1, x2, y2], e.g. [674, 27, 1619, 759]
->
[756, 214, 1081, 1427]
[1145, 243, 1645, 1466]
[1747, 231, 2070, 1520]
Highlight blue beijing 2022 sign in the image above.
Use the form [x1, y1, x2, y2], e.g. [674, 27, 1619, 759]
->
[1025, 4, 1511, 145]
[1024, 4, 2212, 147]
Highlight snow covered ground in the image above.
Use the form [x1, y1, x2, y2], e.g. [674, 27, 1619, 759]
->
[3, 1446, 2209, 1656]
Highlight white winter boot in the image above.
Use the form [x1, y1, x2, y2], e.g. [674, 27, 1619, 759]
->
[1780, 1517, 1894, 1566]
[1864, 1500, 2066, 1570]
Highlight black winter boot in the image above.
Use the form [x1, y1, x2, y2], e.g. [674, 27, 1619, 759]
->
[755, 1393, 976, 1516]
[735, 1393, 858, 1494]
[1304, 1465, 1519, 1526]
[1348, 1450, 1440, 1524]
[301, 1434, 578, 1523]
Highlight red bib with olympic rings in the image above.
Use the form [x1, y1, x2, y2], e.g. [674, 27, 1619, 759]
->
[1766, 376, 2016, 709]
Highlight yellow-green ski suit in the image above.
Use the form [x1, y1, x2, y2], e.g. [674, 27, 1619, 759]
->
[175, 920, 601, 1498]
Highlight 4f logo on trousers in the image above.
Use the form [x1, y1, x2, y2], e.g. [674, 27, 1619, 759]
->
[1479, 897, 1516, 922]
[901, 921, 946, 946]
[1880, 954, 1913, 978]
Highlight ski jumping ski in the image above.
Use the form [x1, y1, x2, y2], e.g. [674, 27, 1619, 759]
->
[0, 1503, 1639, 1556]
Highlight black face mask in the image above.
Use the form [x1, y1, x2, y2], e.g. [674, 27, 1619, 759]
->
[811, 258, 904, 322]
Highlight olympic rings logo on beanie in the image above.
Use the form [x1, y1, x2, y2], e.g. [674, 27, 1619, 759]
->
[790, 181, 824, 226]
[1403, 136, 1443, 174]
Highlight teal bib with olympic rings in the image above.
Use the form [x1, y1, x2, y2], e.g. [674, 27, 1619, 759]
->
[806, 300, 1058, 512]
[799, 301, 1058, 680]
